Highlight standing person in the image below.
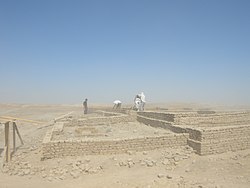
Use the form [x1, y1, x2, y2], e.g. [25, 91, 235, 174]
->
[140, 92, 146, 111]
[134, 94, 141, 111]
[83, 98, 88, 114]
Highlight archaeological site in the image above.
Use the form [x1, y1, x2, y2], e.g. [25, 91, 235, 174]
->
[42, 109, 250, 159]
[1, 104, 250, 188]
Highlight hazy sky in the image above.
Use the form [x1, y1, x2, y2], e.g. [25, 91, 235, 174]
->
[0, 0, 250, 105]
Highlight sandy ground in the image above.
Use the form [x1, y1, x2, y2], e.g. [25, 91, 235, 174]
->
[0, 104, 250, 188]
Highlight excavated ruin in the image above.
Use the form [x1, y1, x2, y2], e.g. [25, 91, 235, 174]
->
[42, 110, 250, 159]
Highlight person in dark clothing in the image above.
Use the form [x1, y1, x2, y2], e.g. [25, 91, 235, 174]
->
[83, 98, 88, 114]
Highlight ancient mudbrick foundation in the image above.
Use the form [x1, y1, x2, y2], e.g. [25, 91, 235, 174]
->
[42, 110, 250, 159]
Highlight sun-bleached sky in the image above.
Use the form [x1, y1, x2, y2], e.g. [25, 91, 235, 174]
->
[0, 0, 250, 105]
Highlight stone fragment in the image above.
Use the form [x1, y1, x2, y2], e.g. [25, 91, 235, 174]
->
[85, 159, 91, 163]
[146, 161, 154, 167]
[157, 174, 165, 178]
[119, 162, 126, 167]
[88, 168, 98, 174]
[166, 175, 172, 179]
[112, 157, 117, 161]
[127, 151, 133, 155]
[165, 166, 172, 170]
[18, 171, 25, 176]
[2, 168, 9, 173]
[128, 161, 134, 168]
[162, 159, 170, 165]
[70, 171, 80, 179]
[24, 169, 31, 175]
[173, 156, 180, 162]
[185, 168, 190, 173]
[42, 174, 47, 178]
[59, 175, 66, 180]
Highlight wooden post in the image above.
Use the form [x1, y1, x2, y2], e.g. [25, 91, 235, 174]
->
[13, 122, 16, 153]
[2, 146, 7, 164]
[13, 122, 24, 145]
[4, 121, 10, 162]
[3, 121, 24, 163]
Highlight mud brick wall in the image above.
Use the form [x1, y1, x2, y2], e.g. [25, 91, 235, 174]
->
[137, 115, 186, 133]
[188, 125, 250, 155]
[53, 122, 64, 134]
[137, 111, 250, 127]
[41, 134, 188, 159]
[174, 112, 250, 126]
[136, 112, 250, 155]
[98, 111, 123, 117]
[65, 114, 136, 127]
[103, 108, 132, 115]
[42, 111, 250, 158]
[137, 111, 175, 122]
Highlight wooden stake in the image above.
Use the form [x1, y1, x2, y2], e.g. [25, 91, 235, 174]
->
[13, 122, 24, 145]
[13, 122, 16, 153]
[4, 121, 10, 162]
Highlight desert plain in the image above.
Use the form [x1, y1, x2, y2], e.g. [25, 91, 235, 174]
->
[0, 103, 250, 188]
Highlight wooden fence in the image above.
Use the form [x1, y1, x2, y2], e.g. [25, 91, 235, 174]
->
[2, 121, 24, 163]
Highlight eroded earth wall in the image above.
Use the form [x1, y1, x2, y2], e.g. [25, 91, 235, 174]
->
[64, 113, 136, 127]
[188, 125, 250, 155]
[42, 129, 188, 159]
[137, 111, 250, 155]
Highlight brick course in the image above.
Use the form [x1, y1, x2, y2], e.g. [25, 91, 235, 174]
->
[42, 133, 188, 159]
[42, 110, 250, 159]
[137, 111, 250, 155]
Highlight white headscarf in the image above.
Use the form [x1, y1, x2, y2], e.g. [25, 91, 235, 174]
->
[113, 100, 121, 104]
[140, 92, 146, 102]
